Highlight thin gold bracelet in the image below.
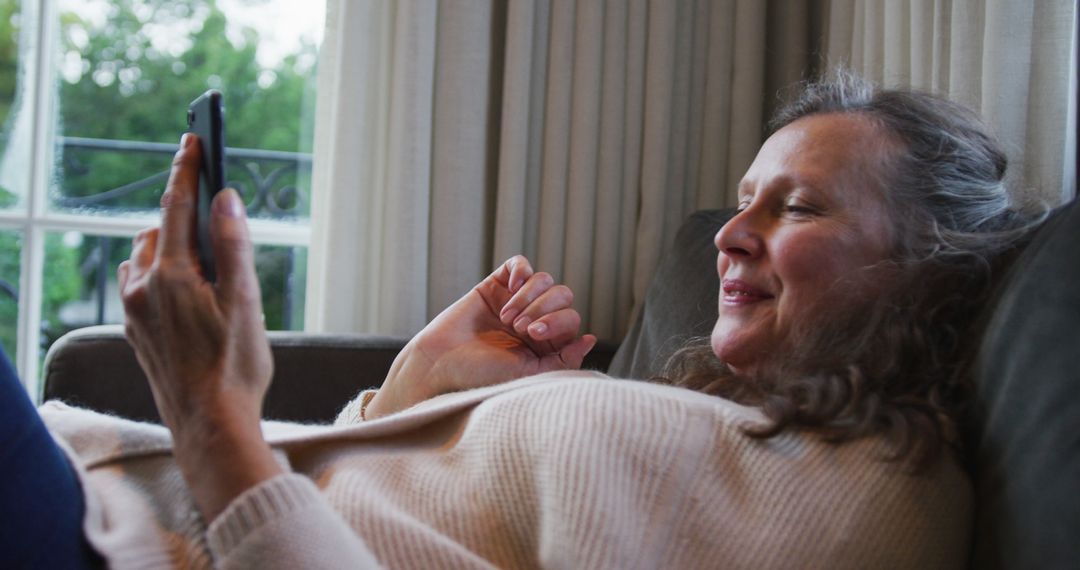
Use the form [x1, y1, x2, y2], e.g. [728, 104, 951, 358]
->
[359, 390, 377, 421]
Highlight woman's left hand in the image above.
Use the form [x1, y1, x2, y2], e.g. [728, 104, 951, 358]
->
[364, 255, 597, 419]
[118, 133, 282, 521]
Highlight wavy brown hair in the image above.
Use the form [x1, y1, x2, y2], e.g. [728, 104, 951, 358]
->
[663, 70, 1044, 469]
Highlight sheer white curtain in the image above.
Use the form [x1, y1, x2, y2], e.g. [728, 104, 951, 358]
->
[824, 0, 1078, 205]
[307, 0, 803, 340]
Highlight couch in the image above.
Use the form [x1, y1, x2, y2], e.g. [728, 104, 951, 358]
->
[42, 200, 1080, 569]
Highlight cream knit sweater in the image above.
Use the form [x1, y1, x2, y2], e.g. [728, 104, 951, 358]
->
[41, 371, 972, 569]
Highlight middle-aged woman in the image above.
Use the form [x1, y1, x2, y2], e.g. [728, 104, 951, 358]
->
[7, 71, 1041, 568]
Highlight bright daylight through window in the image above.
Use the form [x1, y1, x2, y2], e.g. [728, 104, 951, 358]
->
[0, 0, 325, 398]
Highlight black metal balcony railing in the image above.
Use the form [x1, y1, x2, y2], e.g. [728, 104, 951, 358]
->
[0, 136, 311, 351]
[57, 136, 312, 216]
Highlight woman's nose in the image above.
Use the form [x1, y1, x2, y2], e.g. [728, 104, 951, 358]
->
[715, 209, 763, 259]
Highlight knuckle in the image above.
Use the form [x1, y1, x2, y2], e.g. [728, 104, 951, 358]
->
[153, 261, 192, 285]
[135, 227, 158, 241]
[123, 323, 138, 342]
[120, 282, 147, 311]
[216, 232, 253, 258]
[171, 147, 194, 168]
[567, 310, 582, 327]
[160, 188, 191, 209]
[552, 284, 574, 303]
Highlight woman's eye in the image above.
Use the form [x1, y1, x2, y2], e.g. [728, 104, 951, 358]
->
[783, 204, 816, 215]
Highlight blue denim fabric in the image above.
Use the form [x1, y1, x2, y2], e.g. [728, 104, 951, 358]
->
[0, 349, 102, 569]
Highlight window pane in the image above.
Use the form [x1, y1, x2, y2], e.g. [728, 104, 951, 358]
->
[0, 229, 21, 359]
[52, 0, 321, 221]
[0, 0, 30, 210]
[255, 243, 306, 331]
[40, 231, 305, 358]
[40, 232, 124, 353]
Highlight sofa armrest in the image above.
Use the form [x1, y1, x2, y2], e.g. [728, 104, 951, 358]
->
[42, 325, 619, 424]
[43, 325, 409, 424]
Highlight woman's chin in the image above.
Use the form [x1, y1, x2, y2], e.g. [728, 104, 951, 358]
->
[710, 330, 744, 372]
[711, 324, 768, 377]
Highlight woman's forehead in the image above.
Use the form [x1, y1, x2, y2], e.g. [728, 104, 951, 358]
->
[741, 113, 895, 196]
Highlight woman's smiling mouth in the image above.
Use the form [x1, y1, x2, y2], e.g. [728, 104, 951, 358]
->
[721, 279, 776, 305]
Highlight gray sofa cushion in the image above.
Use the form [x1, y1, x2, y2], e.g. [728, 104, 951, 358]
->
[970, 199, 1080, 569]
[43, 326, 408, 423]
[608, 209, 734, 379]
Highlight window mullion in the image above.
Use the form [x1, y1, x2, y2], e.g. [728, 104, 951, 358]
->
[17, 0, 57, 399]
[16, 226, 44, 400]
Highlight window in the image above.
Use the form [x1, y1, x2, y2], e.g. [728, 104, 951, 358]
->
[0, 0, 324, 399]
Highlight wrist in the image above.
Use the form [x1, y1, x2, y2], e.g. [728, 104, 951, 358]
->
[171, 411, 283, 522]
[366, 342, 435, 420]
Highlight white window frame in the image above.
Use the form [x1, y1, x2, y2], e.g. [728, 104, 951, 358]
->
[0, 0, 311, 400]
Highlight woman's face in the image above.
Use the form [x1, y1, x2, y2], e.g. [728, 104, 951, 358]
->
[711, 113, 897, 373]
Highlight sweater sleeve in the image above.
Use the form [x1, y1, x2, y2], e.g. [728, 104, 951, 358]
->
[206, 473, 382, 569]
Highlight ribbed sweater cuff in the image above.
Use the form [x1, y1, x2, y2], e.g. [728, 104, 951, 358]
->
[206, 473, 323, 559]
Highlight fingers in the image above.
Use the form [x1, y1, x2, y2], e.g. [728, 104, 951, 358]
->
[505, 256, 533, 293]
[524, 307, 581, 344]
[489, 255, 534, 293]
[556, 334, 598, 369]
[130, 227, 159, 272]
[210, 188, 263, 313]
[118, 227, 159, 308]
[157, 133, 201, 260]
[488, 255, 591, 356]
[499, 272, 568, 330]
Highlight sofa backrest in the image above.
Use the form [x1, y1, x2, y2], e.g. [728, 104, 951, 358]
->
[609, 204, 1080, 569]
[608, 209, 733, 379]
[969, 198, 1080, 568]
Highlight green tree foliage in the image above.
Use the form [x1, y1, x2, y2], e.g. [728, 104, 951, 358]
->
[0, 0, 21, 207]
[59, 0, 316, 214]
[0, 231, 22, 358]
[0, 1, 18, 126]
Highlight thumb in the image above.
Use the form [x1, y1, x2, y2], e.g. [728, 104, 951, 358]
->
[556, 334, 597, 370]
[210, 188, 262, 311]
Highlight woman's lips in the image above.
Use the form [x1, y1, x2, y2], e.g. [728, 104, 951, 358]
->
[721, 279, 775, 305]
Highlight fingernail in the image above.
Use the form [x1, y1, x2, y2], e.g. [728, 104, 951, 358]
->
[529, 322, 548, 337]
[513, 315, 531, 332]
[215, 188, 245, 218]
[500, 306, 515, 324]
[511, 278, 524, 292]
[181, 132, 192, 148]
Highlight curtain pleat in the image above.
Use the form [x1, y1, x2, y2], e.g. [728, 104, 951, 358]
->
[379, 2, 437, 333]
[826, 0, 1076, 207]
[561, 0, 604, 325]
[613, 0, 649, 338]
[427, 2, 496, 315]
[587, 0, 631, 339]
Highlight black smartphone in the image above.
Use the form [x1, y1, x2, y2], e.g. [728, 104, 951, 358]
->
[186, 89, 226, 282]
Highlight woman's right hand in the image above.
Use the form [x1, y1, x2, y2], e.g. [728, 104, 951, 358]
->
[364, 256, 597, 420]
[117, 133, 282, 521]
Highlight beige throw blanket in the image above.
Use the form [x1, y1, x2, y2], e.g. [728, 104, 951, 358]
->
[42, 371, 972, 569]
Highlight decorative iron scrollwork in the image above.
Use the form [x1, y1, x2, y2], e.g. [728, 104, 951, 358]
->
[54, 136, 311, 218]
